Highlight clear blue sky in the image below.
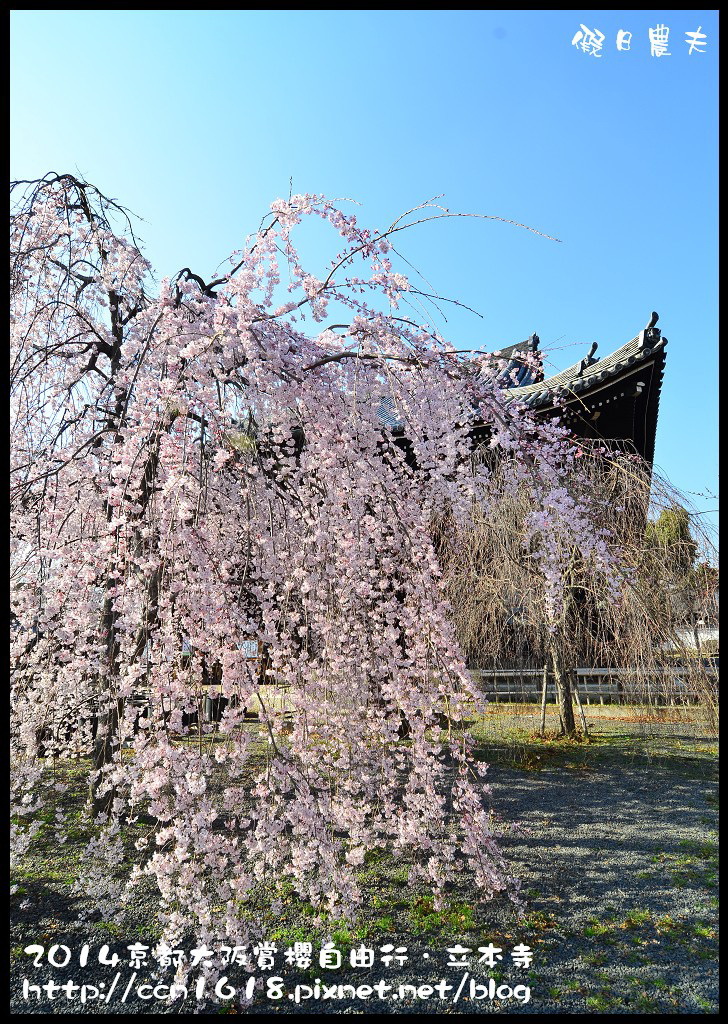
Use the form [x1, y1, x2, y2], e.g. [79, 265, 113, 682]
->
[11, 10, 718, 543]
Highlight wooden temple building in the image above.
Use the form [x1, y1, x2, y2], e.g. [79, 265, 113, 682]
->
[479, 311, 667, 465]
[379, 312, 667, 467]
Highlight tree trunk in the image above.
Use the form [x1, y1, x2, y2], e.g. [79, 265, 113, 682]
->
[551, 649, 577, 737]
[572, 670, 589, 737]
[539, 664, 549, 736]
[89, 587, 123, 819]
[90, 699, 122, 819]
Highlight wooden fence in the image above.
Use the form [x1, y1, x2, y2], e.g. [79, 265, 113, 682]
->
[471, 667, 718, 705]
[119, 665, 717, 730]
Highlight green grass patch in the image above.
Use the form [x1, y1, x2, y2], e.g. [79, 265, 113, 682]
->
[407, 895, 476, 937]
[650, 837, 718, 888]
[467, 719, 718, 781]
[586, 991, 619, 1011]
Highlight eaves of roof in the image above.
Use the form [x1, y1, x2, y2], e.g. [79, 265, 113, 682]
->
[505, 328, 667, 411]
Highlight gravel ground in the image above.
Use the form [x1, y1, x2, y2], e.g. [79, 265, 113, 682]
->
[10, 733, 718, 1014]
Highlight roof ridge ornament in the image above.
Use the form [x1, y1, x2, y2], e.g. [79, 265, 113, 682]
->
[638, 311, 660, 350]
[577, 341, 599, 377]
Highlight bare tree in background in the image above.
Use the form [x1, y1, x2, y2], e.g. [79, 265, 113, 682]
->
[442, 441, 718, 736]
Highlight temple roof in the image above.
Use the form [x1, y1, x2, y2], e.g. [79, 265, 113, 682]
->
[506, 320, 666, 409]
[381, 313, 667, 466]
[501, 313, 667, 465]
[484, 333, 544, 389]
